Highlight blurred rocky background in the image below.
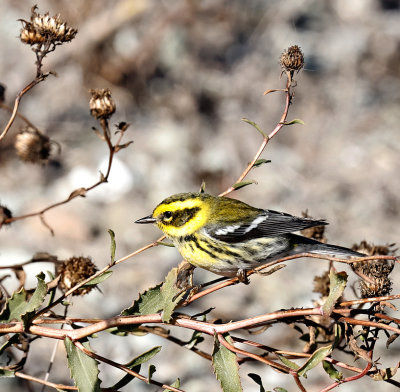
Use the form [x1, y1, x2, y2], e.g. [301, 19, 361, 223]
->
[0, 0, 399, 391]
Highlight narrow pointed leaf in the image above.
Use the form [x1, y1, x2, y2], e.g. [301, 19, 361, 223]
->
[212, 334, 243, 392]
[186, 330, 204, 349]
[164, 378, 181, 391]
[82, 271, 113, 287]
[277, 355, 300, 370]
[322, 361, 343, 381]
[253, 159, 271, 168]
[232, 180, 257, 190]
[241, 118, 267, 137]
[282, 119, 305, 125]
[322, 270, 348, 316]
[64, 338, 101, 392]
[111, 346, 161, 389]
[298, 345, 332, 377]
[108, 229, 116, 263]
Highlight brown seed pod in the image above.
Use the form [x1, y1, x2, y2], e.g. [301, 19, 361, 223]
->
[352, 241, 396, 298]
[89, 89, 116, 120]
[57, 256, 98, 296]
[14, 127, 51, 163]
[280, 45, 304, 73]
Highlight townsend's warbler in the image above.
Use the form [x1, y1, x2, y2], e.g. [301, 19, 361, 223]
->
[135, 192, 363, 281]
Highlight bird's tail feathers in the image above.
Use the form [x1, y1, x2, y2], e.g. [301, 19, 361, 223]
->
[290, 234, 364, 258]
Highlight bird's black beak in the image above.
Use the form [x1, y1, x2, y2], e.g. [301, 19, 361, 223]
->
[135, 215, 157, 224]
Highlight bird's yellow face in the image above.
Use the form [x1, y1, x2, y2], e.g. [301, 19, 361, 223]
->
[151, 195, 211, 238]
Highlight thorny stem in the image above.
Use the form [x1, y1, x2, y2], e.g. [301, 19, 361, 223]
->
[74, 341, 184, 392]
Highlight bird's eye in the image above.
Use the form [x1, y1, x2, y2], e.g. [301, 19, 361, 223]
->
[163, 211, 173, 221]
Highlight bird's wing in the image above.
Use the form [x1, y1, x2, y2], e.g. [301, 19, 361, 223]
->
[206, 210, 327, 243]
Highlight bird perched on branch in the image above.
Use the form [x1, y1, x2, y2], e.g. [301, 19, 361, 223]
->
[136, 192, 364, 282]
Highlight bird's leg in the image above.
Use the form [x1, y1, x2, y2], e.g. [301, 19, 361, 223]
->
[236, 268, 250, 284]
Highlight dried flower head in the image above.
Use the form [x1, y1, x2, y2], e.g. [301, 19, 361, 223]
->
[352, 241, 396, 298]
[301, 210, 327, 243]
[0, 205, 12, 229]
[57, 256, 97, 296]
[19, 6, 77, 47]
[89, 89, 116, 120]
[280, 45, 304, 73]
[14, 127, 51, 163]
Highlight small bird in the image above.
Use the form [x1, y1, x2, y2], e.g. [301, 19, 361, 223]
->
[135, 192, 364, 281]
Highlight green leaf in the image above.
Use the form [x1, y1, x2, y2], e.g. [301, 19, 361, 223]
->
[248, 373, 265, 391]
[273, 388, 288, 392]
[277, 355, 300, 371]
[241, 118, 267, 138]
[322, 361, 343, 382]
[82, 271, 113, 287]
[333, 323, 342, 349]
[148, 364, 156, 383]
[212, 334, 243, 392]
[64, 338, 101, 392]
[232, 180, 257, 191]
[0, 273, 47, 324]
[186, 330, 204, 349]
[111, 346, 162, 389]
[157, 241, 175, 247]
[108, 229, 116, 263]
[322, 270, 348, 316]
[298, 345, 332, 377]
[121, 284, 163, 316]
[253, 159, 271, 168]
[282, 119, 305, 126]
[0, 369, 15, 377]
[164, 378, 181, 391]
[160, 267, 185, 322]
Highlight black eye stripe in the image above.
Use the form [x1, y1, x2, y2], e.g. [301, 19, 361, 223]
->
[162, 207, 200, 227]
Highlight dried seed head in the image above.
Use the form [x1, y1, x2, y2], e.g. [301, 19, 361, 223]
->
[0, 205, 12, 228]
[301, 211, 327, 243]
[280, 45, 304, 73]
[89, 89, 116, 119]
[57, 256, 97, 296]
[14, 127, 51, 163]
[352, 241, 396, 298]
[19, 6, 77, 47]
[20, 23, 46, 45]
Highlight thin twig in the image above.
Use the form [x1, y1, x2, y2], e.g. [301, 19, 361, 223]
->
[15, 372, 77, 390]
[74, 341, 185, 392]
